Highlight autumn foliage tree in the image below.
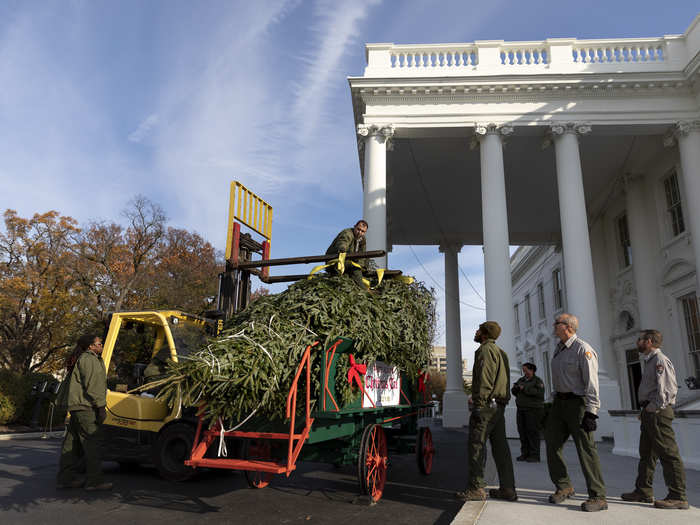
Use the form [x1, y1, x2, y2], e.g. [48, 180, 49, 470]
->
[0, 197, 222, 375]
[0, 210, 85, 373]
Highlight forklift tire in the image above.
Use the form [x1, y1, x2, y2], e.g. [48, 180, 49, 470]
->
[154, 422, 196, 481]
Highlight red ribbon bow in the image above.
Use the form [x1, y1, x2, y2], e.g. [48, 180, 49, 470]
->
[418, 371, 429, 393]
[347, 354, 367, 389]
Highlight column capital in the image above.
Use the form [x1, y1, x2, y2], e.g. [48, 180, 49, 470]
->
[357, 123, 395, 142]
[663, 120, 700, 147]
[549, 122, 592, 136]
[438, 242, 463, 254]
[474, 122, 514, 138]
[542, 122, 591, 149]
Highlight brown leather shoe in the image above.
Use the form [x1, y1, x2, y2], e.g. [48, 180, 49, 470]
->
[654, 498, 689, 509]
[621, 490, 653, 503]
[548, 486, 575, 504]
[456, 488, 487, 501]
[489, 488, 518, 501]
[581, 498, 608, 512]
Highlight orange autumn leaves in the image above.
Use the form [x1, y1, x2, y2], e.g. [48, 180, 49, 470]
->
[0, 197, 220, 374]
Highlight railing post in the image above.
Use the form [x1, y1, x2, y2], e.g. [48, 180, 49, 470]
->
[364, 43, 394, 76]
[474, 40, 504, 69]
[546, 38, 576, 66]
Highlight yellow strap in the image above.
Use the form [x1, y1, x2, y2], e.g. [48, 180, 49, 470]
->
[397, 275, 414, 284]
[308, 252, 347, 279]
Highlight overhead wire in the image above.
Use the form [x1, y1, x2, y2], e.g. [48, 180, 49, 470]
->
[403, 138, 486, 310]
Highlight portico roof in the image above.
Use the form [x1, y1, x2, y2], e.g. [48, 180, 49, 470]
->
[348, 15, 700, 248]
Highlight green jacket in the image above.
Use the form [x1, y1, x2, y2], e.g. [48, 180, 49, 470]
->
[57, 350, 107, 412]
[513, 374, 545, 409]
[326, 228, 367, 268]
[471, 340, 511, 409]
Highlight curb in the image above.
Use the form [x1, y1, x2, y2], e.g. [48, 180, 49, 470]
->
[0, 430, 63, 441]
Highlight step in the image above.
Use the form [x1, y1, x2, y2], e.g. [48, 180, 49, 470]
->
[186, 457, 292, 474]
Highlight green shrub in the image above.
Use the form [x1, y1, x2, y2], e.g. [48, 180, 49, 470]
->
[0, 392, 17, 425]
[0, 370, 64, 426]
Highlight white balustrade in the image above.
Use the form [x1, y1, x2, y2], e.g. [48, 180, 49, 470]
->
[362, 26, 695, 77]
[389, 46, 478, 70]
[572, 41, 665, 63]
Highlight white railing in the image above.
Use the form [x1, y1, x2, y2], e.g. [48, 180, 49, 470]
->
[362, 20, 698, 77]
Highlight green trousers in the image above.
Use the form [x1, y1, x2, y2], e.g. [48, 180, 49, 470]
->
[634, 407, 686, 500]
[544, 397, 605, 498]
[57, 409, 104, 486]
[467, 405, 515, 490]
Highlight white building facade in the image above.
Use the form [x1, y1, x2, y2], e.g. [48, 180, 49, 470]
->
[349, 15, 700, 432]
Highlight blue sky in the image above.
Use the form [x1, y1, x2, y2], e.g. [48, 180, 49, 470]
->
[1, 1, 698, 368]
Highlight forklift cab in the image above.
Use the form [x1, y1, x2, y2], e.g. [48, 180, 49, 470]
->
[101, 311, 218, 428]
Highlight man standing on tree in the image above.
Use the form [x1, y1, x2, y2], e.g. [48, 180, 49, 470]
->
[457, 321, 517, 502]
[325, 220, 369, 286]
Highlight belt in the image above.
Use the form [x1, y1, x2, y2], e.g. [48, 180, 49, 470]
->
[555, 392, 582, 400]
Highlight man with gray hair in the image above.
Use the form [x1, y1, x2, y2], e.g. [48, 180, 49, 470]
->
[545, 313, 607, 512]
[621, 329, 688, 509]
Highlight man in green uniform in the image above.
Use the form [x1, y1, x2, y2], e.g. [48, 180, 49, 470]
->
[621, 329, 688, 510]
[456, 321, 517, 502]
[325, 220, 368, 286]
[56, 334, 112, 491]
[545, 313, 606, 512]
[512, 362, 545, 462]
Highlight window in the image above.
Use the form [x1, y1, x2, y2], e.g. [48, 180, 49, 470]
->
[680, 293, 700, 380]
[552, 269, 563, 310]
[542, 350, 552, 398]
[617, 213, 632, 268]
[514, 304, 520, 332]
[537, 283, 545, 319]
[664, 172, 685, 237]
[525, 294, 532, 328]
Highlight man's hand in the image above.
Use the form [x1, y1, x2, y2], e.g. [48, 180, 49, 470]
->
[580, 411, 598, 432]
[511, 385, 519, 396]
[96, 406, 107, 425]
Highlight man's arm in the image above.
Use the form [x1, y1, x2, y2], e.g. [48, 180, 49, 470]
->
[579, 345, 600, 415]
[78, 354, 107, 408]
[651, 356, 678, 410]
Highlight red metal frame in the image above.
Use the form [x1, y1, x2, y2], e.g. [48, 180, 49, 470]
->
[261, 240, 270, 278]
[230, 222, 241, 266]
[185, 342, 318, 477]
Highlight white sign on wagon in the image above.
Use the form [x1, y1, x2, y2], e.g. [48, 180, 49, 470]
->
[363, 361, 400, 408]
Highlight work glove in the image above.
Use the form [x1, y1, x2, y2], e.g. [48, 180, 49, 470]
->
[511, 385, 519, 396]
[580, 411, 598, 432]
[96, 406, 107, 425]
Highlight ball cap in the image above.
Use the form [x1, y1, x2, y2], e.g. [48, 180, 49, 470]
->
[479, 321, 501, 340]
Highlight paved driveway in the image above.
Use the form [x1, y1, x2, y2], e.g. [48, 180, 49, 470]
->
[0, 424, 467, 525]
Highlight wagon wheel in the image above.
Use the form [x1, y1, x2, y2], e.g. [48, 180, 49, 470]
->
[243, 439, 273, 489]
[357, 424, 388, 502]
[416, 427, 434, 475]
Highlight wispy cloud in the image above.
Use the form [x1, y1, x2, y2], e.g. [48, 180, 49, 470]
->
[128, 114, 159, 143]
[290, 0, 381, 136]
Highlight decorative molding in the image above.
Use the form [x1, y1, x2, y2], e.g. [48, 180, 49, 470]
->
[549, 122, 592, 136]
[663, 120, 700, 147]
[357, 123, 395, 139]
[438, 243, 463, 254]
[474, 122, 514, 137]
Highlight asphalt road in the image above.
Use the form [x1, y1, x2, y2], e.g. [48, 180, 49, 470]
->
[0, 424, 468, 525]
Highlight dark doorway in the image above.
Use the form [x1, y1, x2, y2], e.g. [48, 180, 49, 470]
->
[626, 349, 642, 409]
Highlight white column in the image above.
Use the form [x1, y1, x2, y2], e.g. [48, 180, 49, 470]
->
[550, 123, 604, 356]
[624, 173, 660, 327]
[440, 243, 468, 428]
[474, 123, 516, 369]
[673, 121, 700, 292]
[550, 123, 620, 436]
[358, 124, 394, 269]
